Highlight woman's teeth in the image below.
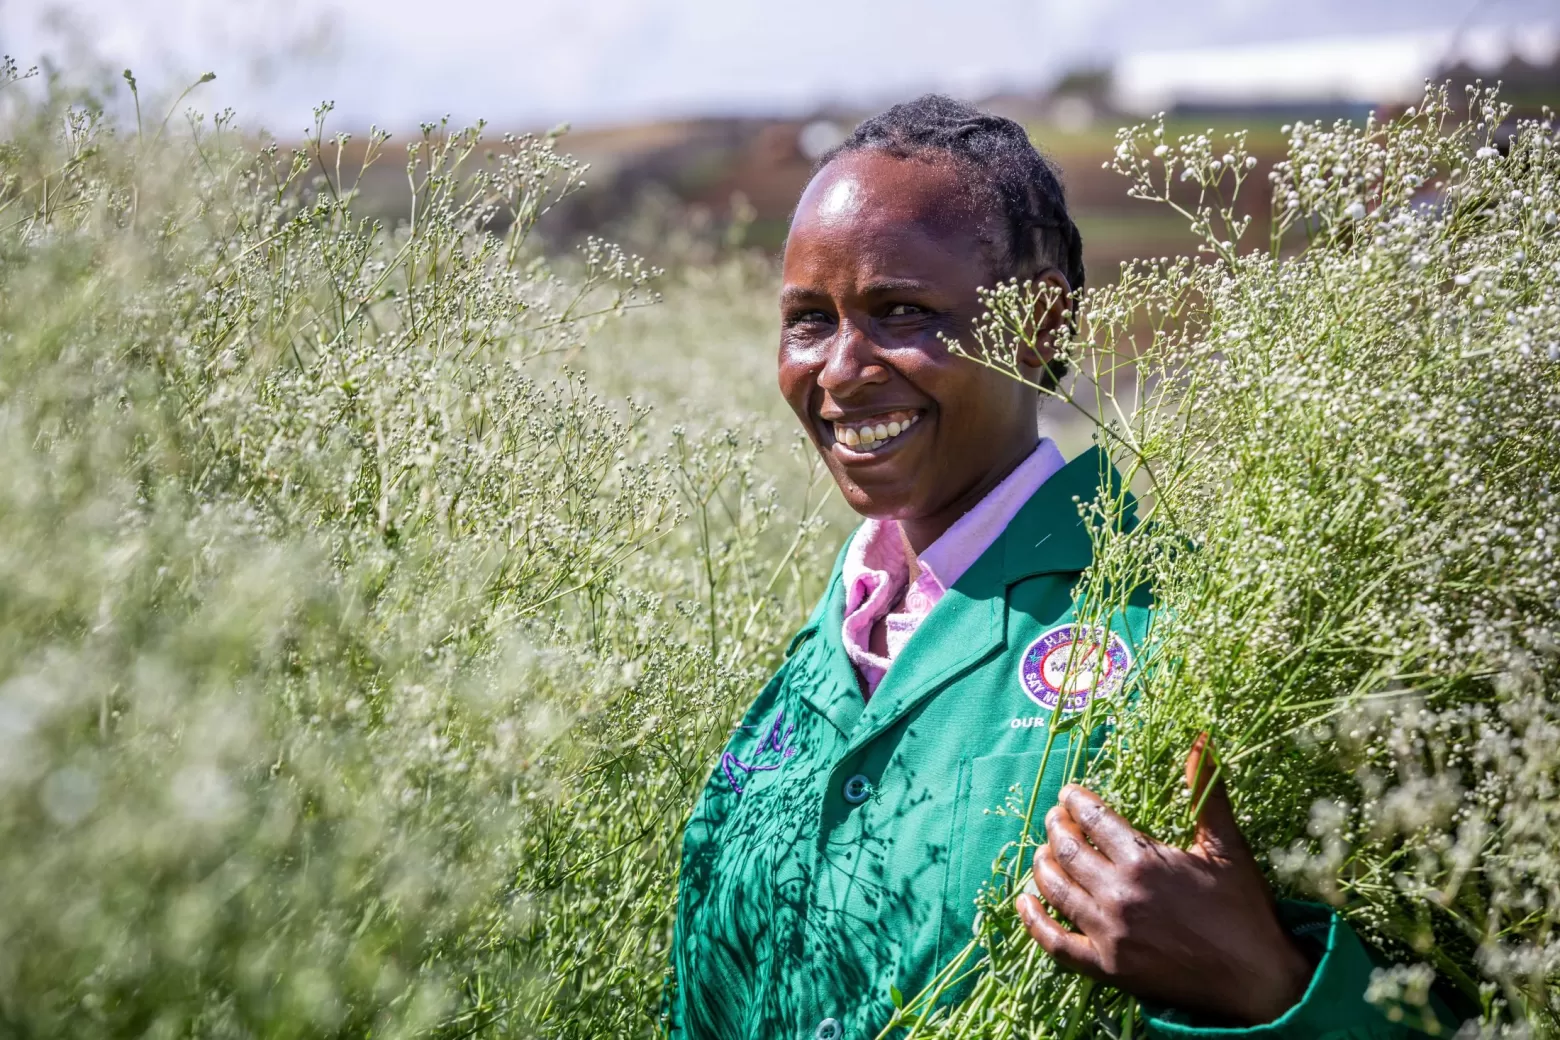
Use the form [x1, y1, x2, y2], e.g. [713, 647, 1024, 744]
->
[831, 411, 921, 451]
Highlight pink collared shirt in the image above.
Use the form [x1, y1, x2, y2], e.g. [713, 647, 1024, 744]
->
[841, 439, 1067, 695]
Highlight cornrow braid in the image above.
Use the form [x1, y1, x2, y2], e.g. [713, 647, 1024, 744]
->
[819, 94, 1085, 295]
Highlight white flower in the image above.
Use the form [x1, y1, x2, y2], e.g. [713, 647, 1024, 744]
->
[1344, 201, 1367, 221]
[1476, 146, 1500, 160]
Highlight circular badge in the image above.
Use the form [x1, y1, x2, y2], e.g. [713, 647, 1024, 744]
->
[1018, 623, 1132, 713]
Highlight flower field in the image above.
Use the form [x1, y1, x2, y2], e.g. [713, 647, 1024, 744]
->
[3, 60, 1559, 1039]
[891, 84, 1560, 1037]
[0, 62, 835, 1038]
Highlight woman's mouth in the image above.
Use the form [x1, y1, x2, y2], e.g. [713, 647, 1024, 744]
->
[828, 409, 923, 454]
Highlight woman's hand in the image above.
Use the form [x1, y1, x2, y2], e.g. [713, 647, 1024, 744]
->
[1014, 735, 1313, 1026]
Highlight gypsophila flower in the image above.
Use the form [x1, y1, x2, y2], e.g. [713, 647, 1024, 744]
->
[0, 64, 832, 1039]
[902, 83, 1560, 1039]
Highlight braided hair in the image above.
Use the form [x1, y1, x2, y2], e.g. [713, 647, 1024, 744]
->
[818, 95, 1085, 296]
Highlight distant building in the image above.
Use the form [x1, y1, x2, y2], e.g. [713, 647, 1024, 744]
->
[1111, 23, 1559, 114]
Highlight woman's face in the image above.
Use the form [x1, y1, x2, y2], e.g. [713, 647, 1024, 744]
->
[779, 150, 1049, 543]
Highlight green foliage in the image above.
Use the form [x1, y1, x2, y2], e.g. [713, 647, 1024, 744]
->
[0, 64, 826, 1038]
[11, 54, 1559, 1040]
[889, 85, 1560, 1037]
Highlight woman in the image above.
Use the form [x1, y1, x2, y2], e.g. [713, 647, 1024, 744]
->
[668, 96, 1445, 1040]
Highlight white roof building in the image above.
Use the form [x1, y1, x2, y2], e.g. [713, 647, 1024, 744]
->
[1112, 23, 1560, 113]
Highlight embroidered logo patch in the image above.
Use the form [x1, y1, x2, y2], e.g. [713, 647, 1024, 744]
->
[1018, 623, 1132, 713]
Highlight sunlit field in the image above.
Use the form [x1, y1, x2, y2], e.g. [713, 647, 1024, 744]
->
[3, 60, 1560, 1038]
[0, 63, 837, 1038]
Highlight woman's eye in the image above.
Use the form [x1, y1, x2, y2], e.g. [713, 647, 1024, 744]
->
[885, 303, 924, 317]
[788, 309, 832, 326]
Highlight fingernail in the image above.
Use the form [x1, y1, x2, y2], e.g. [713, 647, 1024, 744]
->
[1195, 731, 1219, 766]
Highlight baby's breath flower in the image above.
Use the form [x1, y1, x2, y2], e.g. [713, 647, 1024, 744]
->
[924, 83, 1560, 1037]
[0, 64, 820, 1039]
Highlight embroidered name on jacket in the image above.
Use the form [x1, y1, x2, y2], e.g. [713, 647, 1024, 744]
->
[721, 709, 798, 794]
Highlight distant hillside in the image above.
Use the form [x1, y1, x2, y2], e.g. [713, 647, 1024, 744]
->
[326, 55, 1554, 279]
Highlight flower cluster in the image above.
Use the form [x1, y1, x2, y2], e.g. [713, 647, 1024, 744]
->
[0, 65, 827, 1038]
[901, 84, 1560, 1036]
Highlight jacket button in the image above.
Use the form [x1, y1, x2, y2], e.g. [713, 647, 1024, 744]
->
[815, 1018, 842, 1040]
[842, 775, 871, 804]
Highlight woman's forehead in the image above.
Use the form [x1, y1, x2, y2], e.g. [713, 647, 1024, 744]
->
[794, 150, 983, 234]
[784, 152, 994, 282]
[813, 176, 863, 222]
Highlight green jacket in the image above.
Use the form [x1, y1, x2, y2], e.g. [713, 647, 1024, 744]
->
[669, 448, 1448, 1040]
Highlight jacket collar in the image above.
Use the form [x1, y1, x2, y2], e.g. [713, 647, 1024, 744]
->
[797, 447, 1135, 748]
[1002, 446, 1133, 584]
[793, 536, 869, 737]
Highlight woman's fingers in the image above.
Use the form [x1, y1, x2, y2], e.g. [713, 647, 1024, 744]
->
[1182, 734, 1249, 862]
[1058, 784, 1143, 864]
[1014, 892, 1100, 977]
[1032, 842, 1104, 933]
[1042, 803, 1113, 893]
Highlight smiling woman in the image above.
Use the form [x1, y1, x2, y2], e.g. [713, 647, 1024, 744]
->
[777, 147, 1068, 549]
[666, 95, 1457, 1040]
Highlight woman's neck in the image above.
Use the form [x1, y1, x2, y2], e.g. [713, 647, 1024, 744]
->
[896, 523, 922, 582]
[898, 435, 1038, 555]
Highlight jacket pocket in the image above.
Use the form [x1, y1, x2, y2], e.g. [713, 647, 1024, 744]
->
[937, 749, 1071, 968]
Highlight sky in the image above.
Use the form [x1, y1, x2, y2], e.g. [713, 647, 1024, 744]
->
[2, 0, 1555, 133]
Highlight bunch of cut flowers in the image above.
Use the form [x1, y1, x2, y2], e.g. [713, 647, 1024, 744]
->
[888, 84, 1560, 1038]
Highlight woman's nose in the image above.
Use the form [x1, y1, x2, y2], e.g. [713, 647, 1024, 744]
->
[817, 321, 889, 397]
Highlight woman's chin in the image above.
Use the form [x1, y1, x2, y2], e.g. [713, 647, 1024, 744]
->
[837, 478, 930, 523]
[817, 420, 941, 519]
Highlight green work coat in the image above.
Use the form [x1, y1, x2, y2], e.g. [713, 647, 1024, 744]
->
[669, 448, 1448, 1040]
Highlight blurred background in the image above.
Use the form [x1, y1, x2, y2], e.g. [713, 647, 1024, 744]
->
[3, 9, 1558, 1039]
[4, 0, 1557, 277]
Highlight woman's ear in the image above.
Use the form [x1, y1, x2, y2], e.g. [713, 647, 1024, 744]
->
[1015, 269, 1071, 379]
